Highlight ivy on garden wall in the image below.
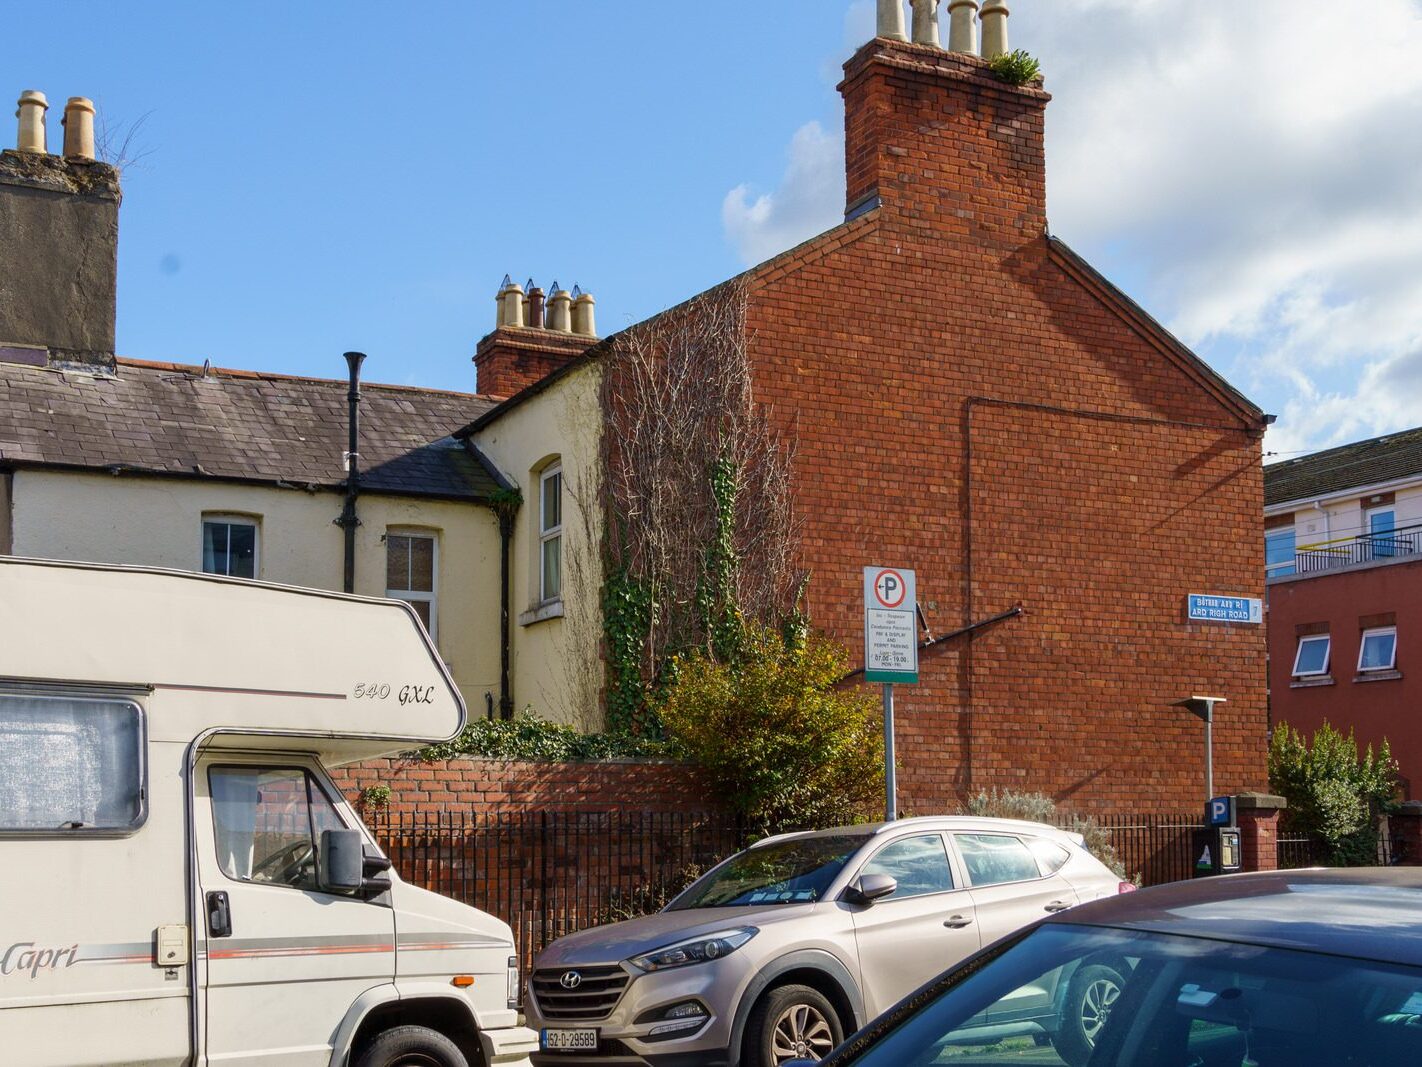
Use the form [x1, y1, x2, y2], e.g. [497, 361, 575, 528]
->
[599, 280, 801, 735]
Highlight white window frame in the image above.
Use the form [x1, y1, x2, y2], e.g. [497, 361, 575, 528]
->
[385, 530, 438, 641]
[201, 514, 260, 579]
[1358, 627, 1397, 673]
[1292, 634, 1331, 677]
[539, 464, 563, 604]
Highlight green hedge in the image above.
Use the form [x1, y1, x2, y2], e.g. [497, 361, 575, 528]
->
[417, 713, 673, 764]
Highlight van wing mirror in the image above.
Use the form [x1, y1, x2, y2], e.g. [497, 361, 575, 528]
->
[846, 873, 898, 905]
[319, 829, 365, 893]
[361, 845, 393, 896]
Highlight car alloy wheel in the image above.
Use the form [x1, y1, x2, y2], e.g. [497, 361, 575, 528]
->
[1080, 975, 1121, 1043]
[770, 1002, 835, 1063]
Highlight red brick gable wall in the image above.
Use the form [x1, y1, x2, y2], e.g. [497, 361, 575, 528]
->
[732, 40, 1268, 813]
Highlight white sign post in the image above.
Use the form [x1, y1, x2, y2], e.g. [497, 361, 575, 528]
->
[864, 567, 918, 823]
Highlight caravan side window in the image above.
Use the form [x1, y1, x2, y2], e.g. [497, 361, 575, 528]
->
[208, 766, 348, 891]
[0, 693, 145, 833]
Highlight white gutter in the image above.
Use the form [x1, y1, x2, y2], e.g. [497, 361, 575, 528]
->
[1264, 472, 1422, 516]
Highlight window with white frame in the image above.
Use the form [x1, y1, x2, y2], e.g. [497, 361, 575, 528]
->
[202, 515, 259, 579]
[1292, 634, 1331, 677]
[1358, 627, 1397, 673]
[539, 464, 563, 603]
[386, 531, 437, 638]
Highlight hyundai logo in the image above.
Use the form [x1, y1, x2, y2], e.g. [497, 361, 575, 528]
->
[560, 971, 583, 990]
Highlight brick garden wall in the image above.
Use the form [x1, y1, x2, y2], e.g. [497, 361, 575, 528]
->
[331, 757, 717, 817]
[731, 40, 1270, 813]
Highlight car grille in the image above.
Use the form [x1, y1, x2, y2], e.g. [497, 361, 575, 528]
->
[531, 964, 631, 1021]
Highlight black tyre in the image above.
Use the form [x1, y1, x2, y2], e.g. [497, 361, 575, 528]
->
[354, 1025, 469, 1067]
[1051, 963, 1126, 1067]
[745, 983, 844, 1066]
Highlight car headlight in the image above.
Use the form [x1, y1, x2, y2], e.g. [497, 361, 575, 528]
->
[629, 928, 758, 972]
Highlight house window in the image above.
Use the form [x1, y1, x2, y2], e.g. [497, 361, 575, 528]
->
[540, 465, 563, 603]
[202, 515, 259, 579]
[1358, 627, 1397, 673]
[386, 531, 437, 638]
[1292, 634, 1331, 677]
[1265, 527, 1296, 578]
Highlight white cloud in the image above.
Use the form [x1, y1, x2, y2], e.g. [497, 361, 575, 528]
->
[723, 0, 1422, 453]
[722, 121, 846, 266]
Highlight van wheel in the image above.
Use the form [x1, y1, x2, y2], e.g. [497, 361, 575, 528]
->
[354, 1025, 469, 1067]
[745, 984, 843, 1066]
[1051, 963, 1126, 1067]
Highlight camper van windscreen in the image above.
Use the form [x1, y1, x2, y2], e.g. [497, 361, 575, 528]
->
[0, 694, 145, 833]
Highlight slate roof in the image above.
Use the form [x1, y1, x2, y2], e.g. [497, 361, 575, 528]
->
[1264, 425, 1422, 507]
[0, 357, 502, 501]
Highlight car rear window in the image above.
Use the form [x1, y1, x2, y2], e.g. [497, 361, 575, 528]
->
[956, 833, 1041, 886]
[1027, 837, 1072, 875]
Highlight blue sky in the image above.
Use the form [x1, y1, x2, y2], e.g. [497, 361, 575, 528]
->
[10, 1, 1422, 457]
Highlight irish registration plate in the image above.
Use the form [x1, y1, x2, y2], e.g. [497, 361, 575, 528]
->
[542, 1029, 598, 1051]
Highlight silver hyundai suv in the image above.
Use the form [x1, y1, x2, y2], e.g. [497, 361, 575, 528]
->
[525, 816, 1129, 1067]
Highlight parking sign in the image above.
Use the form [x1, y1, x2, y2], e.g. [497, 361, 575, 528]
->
[864, 567, 918, 684]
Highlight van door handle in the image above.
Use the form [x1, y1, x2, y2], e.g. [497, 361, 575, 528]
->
[1044, 900, 1072, 913]
[943, 915, 974, 928]
[206, 891, 232, 938]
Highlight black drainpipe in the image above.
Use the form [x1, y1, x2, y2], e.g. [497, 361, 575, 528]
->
[336, 351, 366, 593]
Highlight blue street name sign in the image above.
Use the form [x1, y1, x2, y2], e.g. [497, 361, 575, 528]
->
[1187, 594, 1262, 624]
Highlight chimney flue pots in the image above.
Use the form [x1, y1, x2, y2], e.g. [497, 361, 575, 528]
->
[947, 0, 979, 53]
[910, 0, 941, 47]
[877, 0, 908, 42]
[16, 90, 48, 154]
[571, 289, 597, 338]
[980, 0, 1009, 58]
[546, 284, 573, 333]
[62, 97, 95, 162]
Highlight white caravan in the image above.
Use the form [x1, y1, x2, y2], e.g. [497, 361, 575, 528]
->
[0, 557, 538, 1067]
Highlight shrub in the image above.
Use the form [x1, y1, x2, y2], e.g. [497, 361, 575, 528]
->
[987, 49, 1041, 86]
[416, 712, 672, 763]
[657, 624, 884, 836]
[964, 788, 1128, 880]
[1269, 721, 1399, 865]
[595, 864, 705, 925]
[359, 783, 392, 810]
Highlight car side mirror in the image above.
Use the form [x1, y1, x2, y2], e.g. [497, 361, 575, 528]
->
[319, 829, 364, 893]
[846, 873, 898, 906]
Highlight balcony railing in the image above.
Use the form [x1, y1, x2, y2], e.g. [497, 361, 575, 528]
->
[1292, 523, 1422, 574]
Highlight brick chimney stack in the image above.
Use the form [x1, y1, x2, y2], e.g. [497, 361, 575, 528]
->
[0, 90, 120, 370]
[473, 275, 598, 397]
[840, 5, 1048, 250]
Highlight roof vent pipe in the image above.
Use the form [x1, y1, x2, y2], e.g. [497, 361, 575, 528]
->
[546, 284, 573, 333]
[877, 0, 907, 41]
[15, 90, 48, 154]
[980, 0, 1009, 58]
[571, 288, 597, 338]
[910, 0, 942, 47]
[62, 97, 95, 162]
[947, 0, 979, 53]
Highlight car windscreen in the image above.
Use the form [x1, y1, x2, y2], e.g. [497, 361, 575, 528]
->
[834, 924, 1422, 1067]
[669, 834, 868, 909]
